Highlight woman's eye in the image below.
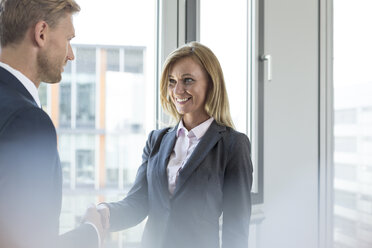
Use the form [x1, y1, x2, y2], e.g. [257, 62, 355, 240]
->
[184, 78, 194, 84]
[169, 79, 176, 85]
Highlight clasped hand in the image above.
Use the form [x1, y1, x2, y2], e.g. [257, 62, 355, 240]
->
[81, 204, 110, 246]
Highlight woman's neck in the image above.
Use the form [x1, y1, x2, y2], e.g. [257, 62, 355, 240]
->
[182, 114, 210, 131]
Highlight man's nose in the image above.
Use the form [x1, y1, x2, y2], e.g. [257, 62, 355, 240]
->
[67, 44, 75, 61]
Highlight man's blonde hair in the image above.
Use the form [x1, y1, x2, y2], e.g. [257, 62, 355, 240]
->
[0, 0, 80, 47]
[160, 42, 234, 129]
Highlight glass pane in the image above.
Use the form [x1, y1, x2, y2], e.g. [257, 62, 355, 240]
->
[38, 83, 48, 109]
[75, 135, 95, 187]
[51, 0, 157, 247]
[76, 47, 96, 128]
[333, 1, 372, 248]
[59, 83, 71, 128]
[59, 135, 72, 187]
[107, 49, 120, 72]
[200, 0, 260, 199]
[200, 0, 248, 133]
[60, 61, 72, 128]
[124, 48, 144, 73]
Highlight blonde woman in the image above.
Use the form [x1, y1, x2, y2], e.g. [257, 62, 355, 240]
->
[99, 42, 253, 248]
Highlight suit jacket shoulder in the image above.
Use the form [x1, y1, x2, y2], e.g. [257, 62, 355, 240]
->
[0, 83, 41, 131]
[219, 125, 251, 154]
[145, 126, 173, 156]
[149, 126, 173, 143]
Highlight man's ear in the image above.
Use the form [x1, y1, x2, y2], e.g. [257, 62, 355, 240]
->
[34, 21, 49, 47]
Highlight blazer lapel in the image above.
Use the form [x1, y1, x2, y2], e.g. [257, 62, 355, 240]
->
[173, 121, 226, 196]
[156, 125, 177, 197]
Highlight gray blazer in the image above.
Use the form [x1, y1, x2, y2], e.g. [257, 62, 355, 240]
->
[107, 120, 253, 248]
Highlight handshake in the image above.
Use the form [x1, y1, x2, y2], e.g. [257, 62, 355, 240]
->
[81, 204, 111, 246]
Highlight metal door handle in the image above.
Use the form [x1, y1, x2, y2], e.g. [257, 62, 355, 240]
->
[260, 54, 272, 81]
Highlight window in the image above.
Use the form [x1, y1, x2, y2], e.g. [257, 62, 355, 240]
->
[334, 216, 357, 237]
[76, 47, 96, 128]
[334, 190, 357, 210]
[75, 136, 95, 187]
[59, 83, 72, 128]
[39, 0, 157, 246]
[36, 0, 260, 246]
[361, 107, 372, 124]
[124, 48, 144, 73]
[334, 137, 357, 153]
[334, 109, 357, 125]
[38, 83, 48, 109]
[59, 135, 72, 186]
[200, 0, 249, 133]
[334, 163, 357, 181]
[333, 1, 372, 247]
[199, 0, 262, 204]
[106, 49, 120, 72]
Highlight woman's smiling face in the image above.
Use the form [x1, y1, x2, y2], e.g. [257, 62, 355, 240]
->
[168, 56, 210, 123]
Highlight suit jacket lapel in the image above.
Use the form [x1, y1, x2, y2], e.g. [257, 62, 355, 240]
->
[156, 125, 177, 197]
[173, 121, 226, 196]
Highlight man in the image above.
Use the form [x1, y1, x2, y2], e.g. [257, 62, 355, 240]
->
[0, 0, 103, 247]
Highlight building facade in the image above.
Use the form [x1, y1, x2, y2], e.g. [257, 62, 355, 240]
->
[40, 44, 148, 247]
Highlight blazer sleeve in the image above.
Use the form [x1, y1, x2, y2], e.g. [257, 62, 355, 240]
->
[222, 133, 253, 248]
[105, 130, 156, 231]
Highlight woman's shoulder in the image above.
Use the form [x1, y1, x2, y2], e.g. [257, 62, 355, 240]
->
[150, 126, 174, 137]
[146, 126, 174, 144]
[221, 125, 251, 147]
[221, 125, 248, 138]
[218, 126, 252, 158]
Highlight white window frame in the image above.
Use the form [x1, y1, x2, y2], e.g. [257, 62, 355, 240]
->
[319, 0, 334, 247]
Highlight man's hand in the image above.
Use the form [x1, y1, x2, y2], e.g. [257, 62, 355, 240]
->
[82, 205, 105, 246]
[97, 204, 110, 230]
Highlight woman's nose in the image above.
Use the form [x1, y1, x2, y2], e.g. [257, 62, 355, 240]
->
[174, 81, 185, 94]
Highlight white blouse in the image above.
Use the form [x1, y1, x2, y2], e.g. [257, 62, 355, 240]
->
[167, 117, 214, 194]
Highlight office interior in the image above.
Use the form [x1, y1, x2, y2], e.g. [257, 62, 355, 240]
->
[36, 0, 371, 247]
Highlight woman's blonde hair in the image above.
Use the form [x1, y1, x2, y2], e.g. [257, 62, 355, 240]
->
[160, 42, 234, 129]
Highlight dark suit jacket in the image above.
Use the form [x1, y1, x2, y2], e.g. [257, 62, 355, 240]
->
[107, 120, 253, 248]
[0, 67, 98, 248]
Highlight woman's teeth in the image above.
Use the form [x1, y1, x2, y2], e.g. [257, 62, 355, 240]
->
[177, 98, 189, 102]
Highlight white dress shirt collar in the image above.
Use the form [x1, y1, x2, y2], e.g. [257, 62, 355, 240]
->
[177, 117, 214, 140]
[0, 61, 41, 108]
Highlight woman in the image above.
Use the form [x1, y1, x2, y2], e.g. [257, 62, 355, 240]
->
[99, 42, 253, 248]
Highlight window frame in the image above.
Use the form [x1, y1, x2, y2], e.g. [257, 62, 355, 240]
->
[319, 0, 334, 247]
[179, 0, 264, 205]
